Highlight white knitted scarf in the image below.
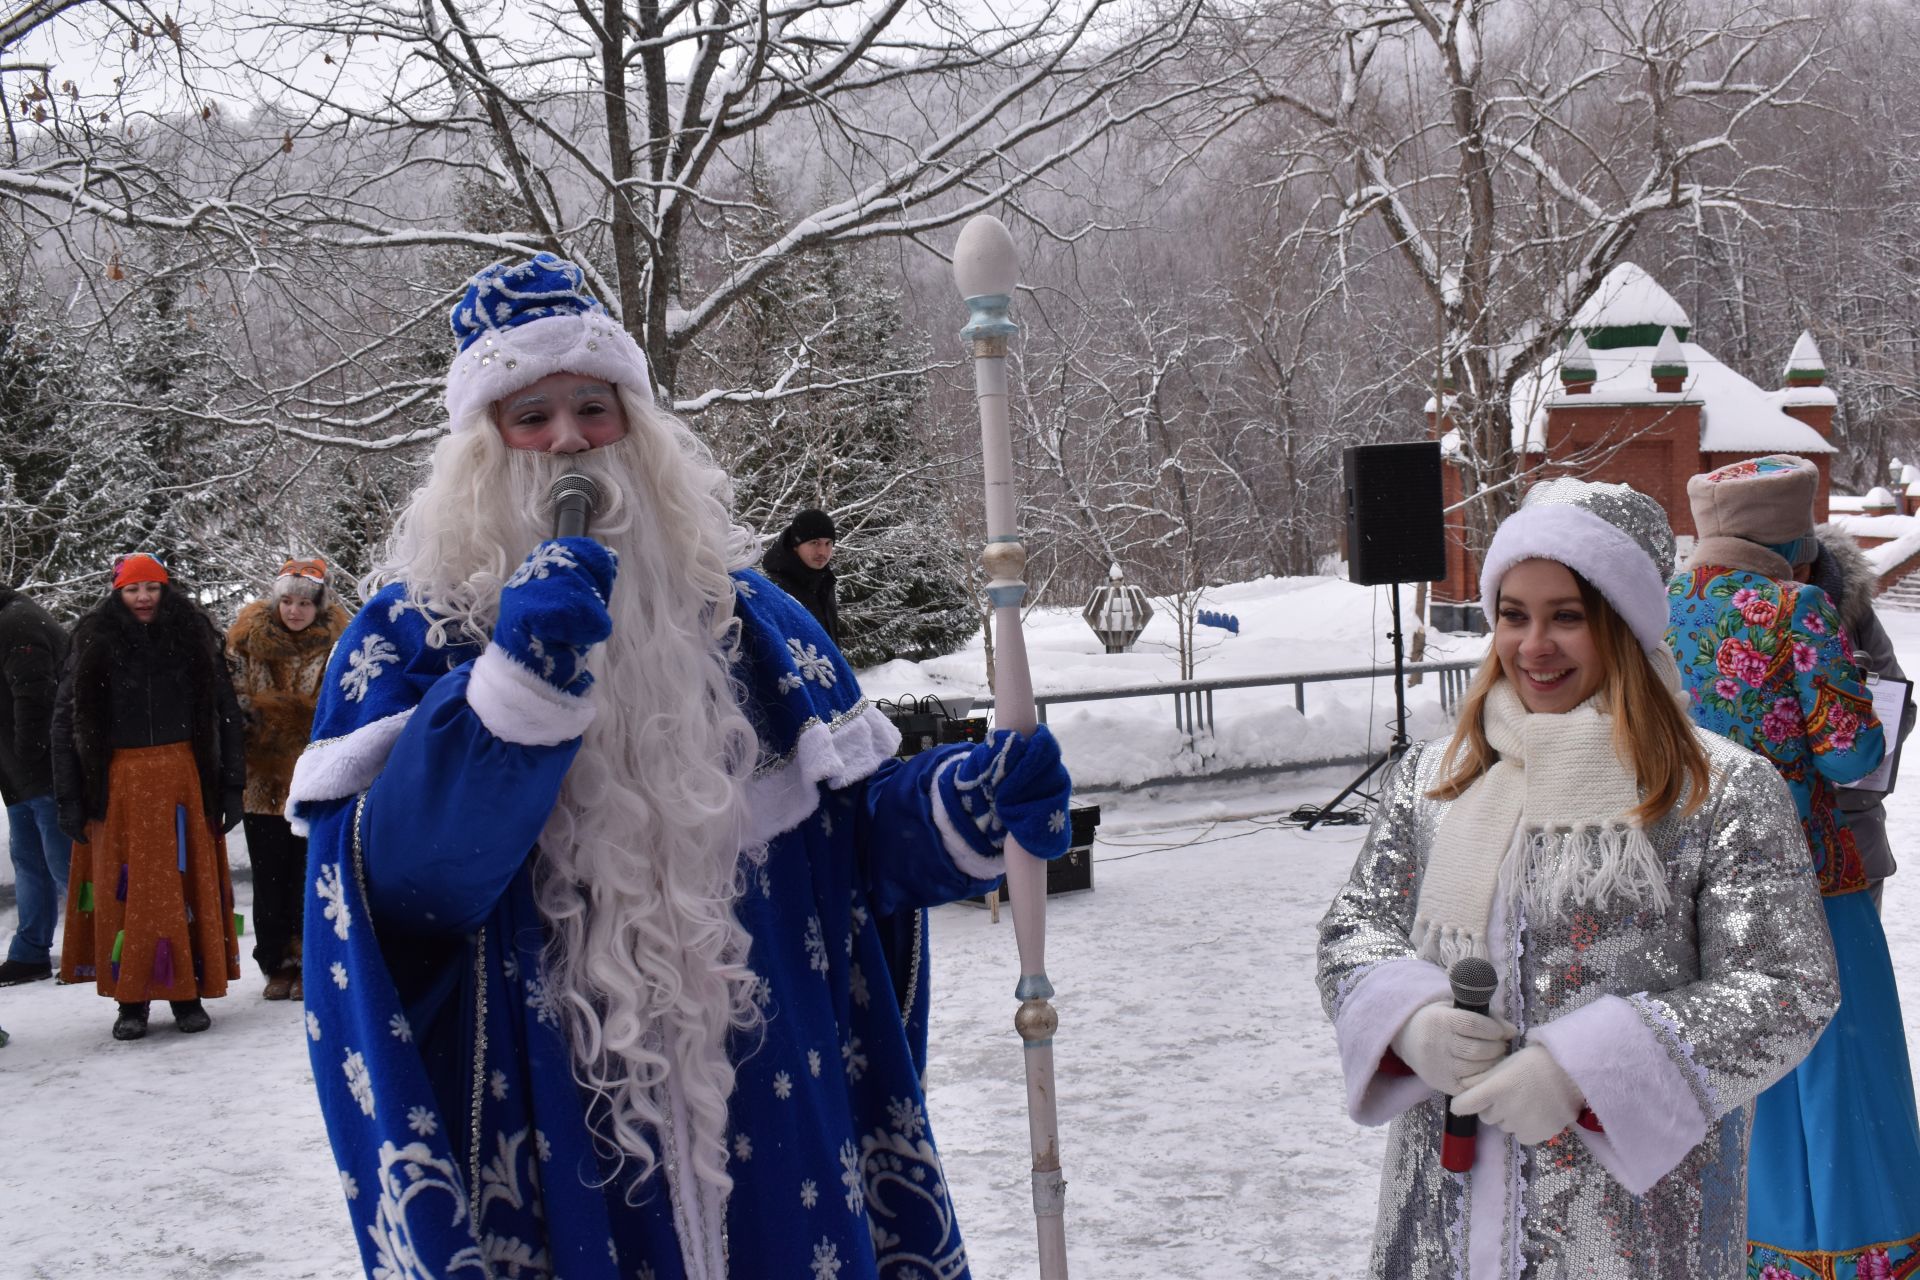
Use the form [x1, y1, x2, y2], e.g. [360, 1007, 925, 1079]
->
[1411, 679, 1673, 967]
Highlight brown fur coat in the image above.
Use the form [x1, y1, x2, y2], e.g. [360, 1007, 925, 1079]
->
[226, 597, 352, 814]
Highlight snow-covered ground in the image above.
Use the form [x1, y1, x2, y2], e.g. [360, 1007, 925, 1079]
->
[3, 579, 1918, 1278]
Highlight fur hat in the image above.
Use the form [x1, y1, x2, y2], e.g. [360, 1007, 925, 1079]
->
[784, 508, 837, 547]
[442, 254, 655, 430]
[1686, 454, 1820, 564]
[1480, 478, 1674, 657]
[111, 552, 169, 590]
[274, 557, 327, 603]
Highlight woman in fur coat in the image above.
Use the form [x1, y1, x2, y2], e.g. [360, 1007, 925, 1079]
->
[54, 554, 247, 1041]
[1316, 479, 1839, 1278]
[226, 558, 351, 1000]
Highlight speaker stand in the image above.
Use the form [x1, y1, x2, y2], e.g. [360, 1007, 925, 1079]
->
[1305, 583, 1413, 829]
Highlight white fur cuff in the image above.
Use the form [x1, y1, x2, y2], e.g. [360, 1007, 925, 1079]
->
[285, 709, 417, 836]
[741, 701, 902, 847]
[1333, 958, 1453, 1126]
[1528, 993, 1708, 1194]
[467, 643, 596, 747]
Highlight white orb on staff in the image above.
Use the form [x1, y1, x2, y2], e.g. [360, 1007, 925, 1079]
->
[952, 212, 1070, 1279]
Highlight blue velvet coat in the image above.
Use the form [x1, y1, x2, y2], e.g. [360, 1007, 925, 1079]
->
[292, 570, 1001, 1280]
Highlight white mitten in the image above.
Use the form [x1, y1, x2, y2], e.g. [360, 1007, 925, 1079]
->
[1388, 1001, 1513, 1097]
[1452, 1044, 1584, 1144]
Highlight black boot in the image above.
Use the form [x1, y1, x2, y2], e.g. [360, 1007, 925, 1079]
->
[111, 1002, 150, 1041]
[170, 999, 212, 1033]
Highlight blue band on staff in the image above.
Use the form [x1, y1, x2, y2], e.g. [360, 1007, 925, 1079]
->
[960, 292, 1019, 342]
[987, 585, 1028, 607]
[1015, 973, 1055, 1001]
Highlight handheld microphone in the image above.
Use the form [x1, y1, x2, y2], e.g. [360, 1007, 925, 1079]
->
[1442, 956, 1499, 1173]
[548, 473, 602, 540]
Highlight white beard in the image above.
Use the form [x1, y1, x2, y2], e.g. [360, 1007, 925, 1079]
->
[368, 402, 762, 1198]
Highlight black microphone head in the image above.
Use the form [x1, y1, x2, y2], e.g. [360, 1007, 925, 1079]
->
[1447, 957, 1498, 1007]
[547, 471, 601, 512]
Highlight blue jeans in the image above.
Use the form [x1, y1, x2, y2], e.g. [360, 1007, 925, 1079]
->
[7, 794, 70, 965]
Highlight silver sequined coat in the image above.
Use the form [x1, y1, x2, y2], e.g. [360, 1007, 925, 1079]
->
[1316, 729, 1839, 1278]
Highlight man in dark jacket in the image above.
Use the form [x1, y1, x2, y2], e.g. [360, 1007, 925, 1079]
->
[760, 507, 839, 641]
[0, 586, 71, 985]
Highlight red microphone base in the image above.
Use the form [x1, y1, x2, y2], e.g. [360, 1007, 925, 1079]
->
[1441, 1131, 1475, 1172]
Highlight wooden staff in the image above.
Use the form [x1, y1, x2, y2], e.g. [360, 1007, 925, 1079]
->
[952, 213, 1069, 1279]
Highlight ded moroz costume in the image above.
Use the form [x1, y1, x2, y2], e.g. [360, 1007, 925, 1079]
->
[291, 255, 1072, 1280]
[1666, 454, 1920, 1277]
[1319, 479, 1839, 1278]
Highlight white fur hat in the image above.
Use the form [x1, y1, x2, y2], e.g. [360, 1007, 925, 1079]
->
[1480, 478, 1675, 657]
[442, 254, 655, 429]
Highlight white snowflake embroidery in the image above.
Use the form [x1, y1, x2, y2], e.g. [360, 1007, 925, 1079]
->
[338, 633, 400, 703]
[821, 809, 836, 839]
[608, 1240, 619, 1263]
[315, 862, 352, 940]
[773, 1071, 794, 1100]
[343, 1049, 375, 1117]
[847, 893, 864, 927]
[839, 1140, 864, 1213]
[339, 1170, 359, 1200]
[389, 1013, 412, 1042]
[786, 638, 838, 688]
[506, 542, 579, 589]
[1048, 808, 1067, 834]
[808, 1048, 823, 1078]
[732, 1133, 753, 1162]
[849, 964, 870, 1010]
[306, 1011, 322, 1041]
[535, 1131, 552, 1162]
[804, 915, 830, 974]
[490, 1069, 509, 1101]
[525, 976, 561, 1028]
[752, 976, 773, 1009]
[777, 672, 804, 695]
[501, 952, 520, 981]
[758, 867, 772, 898]
[330, 961, 349, 990]
[800, 1179, 819, 1209]
[812, 1238, 842, 1279]
[842, 1037, 868, 1083]
[887, 1097, 927, 1139]
[525, 635, 557, 680]
[407, 1106, 439, 1137]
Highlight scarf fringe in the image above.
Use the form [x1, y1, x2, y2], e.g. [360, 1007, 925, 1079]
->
[1509, 822, 1671, 919]
[1409, 918, 1489, 968]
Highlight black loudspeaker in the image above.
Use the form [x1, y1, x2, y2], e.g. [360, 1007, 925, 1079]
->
[1343, 441, 1446, 586]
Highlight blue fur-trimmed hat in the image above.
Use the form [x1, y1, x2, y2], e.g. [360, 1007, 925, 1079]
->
[442, 253, 655, 428]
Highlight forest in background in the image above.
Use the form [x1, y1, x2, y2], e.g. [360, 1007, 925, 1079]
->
[0, 0, 1914, 668]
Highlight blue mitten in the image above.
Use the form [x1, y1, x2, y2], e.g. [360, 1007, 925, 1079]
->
[937, 726, 1073, 860]
[493, 538, 617, 695]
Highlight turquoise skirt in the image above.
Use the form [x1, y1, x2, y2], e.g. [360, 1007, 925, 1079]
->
[1747, 889, 1920, 1277]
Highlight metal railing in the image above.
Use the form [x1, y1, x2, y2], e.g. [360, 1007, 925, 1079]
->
[966, 658, 1481, 736]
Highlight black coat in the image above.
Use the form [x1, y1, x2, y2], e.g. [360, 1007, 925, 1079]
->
[52, 588, 245, 827]
[0, 588, 69, 804]
[761, 540, 840, 642]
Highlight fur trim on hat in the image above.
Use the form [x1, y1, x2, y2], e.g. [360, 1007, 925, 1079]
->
[442, 256, 654, 429]
[1480, 504, 1671, 657]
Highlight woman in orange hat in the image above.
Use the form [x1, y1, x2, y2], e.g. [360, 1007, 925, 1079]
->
[225, 558, 352, 1001]
[53, 553, 247, 1040]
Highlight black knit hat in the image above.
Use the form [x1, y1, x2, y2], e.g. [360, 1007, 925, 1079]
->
[785, 508, 837, 547]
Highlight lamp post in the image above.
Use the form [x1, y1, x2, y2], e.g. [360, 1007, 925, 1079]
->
[953, 213, 1070, 1279]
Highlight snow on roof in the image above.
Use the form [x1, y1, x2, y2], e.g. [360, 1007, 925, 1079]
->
[1509, 340, 1835, 454]
[1867, 486, 1898, 506]
[1830, 494, 1871, 513]
[1570, 262, 1690, 332]
[1864, 522, 1920, 576]
[1786, 330, 1824, 373]
[1832, 512, 1912, 538]
[1773, 385, 1838, 408]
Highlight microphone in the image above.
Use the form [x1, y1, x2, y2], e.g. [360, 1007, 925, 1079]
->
[548, 472, 601, 540]
[1441, 956, 1499, 1173]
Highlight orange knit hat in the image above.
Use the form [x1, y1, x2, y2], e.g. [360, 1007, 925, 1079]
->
[110, 553, 169, 590]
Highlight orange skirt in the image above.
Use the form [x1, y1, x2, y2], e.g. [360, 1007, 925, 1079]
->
[59, 742, 241, 1001]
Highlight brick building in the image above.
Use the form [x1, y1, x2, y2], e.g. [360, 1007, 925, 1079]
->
[1427, 263, 1840, 632]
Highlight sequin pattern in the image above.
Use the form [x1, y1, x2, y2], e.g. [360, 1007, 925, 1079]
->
[1316, 733, 1839, 1278]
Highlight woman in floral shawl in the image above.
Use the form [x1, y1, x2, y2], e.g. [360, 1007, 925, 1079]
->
[1669, 453, 1920, 1277]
